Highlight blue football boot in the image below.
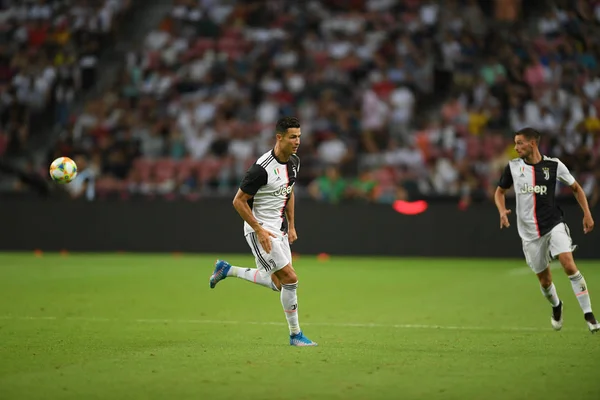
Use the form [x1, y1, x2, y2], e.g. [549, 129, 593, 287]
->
[209, 259, 231, 289]
[290, 331, 318, 346]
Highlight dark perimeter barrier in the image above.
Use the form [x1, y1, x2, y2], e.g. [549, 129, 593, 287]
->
[1, 196, 599, 259]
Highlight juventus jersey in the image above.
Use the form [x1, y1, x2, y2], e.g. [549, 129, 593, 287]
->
[239, 150, 299, 236]
[498, 156, 576, 241]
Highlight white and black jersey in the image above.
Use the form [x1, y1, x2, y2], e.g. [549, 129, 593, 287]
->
[239, 150, 299, 236]
[498, 156, 576, 241]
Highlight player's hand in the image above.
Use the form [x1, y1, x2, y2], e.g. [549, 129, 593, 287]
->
[257, 227, 277, 254]
[288, 227, 298, 244]
[583, 214, 594, 234]
[500, 209, 511, 229]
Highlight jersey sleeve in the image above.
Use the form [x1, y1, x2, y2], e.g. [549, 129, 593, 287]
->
[291, 154, 300, 173]
[557, 160, 576, 186]
[497, 164, 513, 189]
[239, 164, 268, 195]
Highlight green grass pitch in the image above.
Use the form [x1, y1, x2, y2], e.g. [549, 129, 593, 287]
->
[0, 253, 599, 400]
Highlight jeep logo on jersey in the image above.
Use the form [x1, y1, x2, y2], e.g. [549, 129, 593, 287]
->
[520, 184, 548, 195]
[273, 183, 294, 196]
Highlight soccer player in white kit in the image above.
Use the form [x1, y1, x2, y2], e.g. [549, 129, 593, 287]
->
[209, 117, 317, 346]
[495, 128, 599, 333]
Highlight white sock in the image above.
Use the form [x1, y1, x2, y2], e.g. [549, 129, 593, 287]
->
[281, 282, 300, 335]
[569, 271, 592, 314]
[540, 283, 560, 307]
[228, 266, 279, 291]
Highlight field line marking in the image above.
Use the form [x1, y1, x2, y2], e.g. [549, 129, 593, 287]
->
[0, 315, 552, 332]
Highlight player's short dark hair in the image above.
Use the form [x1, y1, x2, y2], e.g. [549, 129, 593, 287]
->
[515, 127, 541, 142]
[275, 117, 300, 136]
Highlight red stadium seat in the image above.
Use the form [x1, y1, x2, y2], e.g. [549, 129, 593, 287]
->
[154, 158, 177, 183]
[176, 159, 198, 182]
[194, 38, 216, 52]
[197, 158, 226, 184]
[132, 158, 155, 182]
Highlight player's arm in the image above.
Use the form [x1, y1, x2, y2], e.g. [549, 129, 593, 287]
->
[285, 190, 297, 244]
[286, 155, 300, 244]
[558, 160, 594, 234]
[232, 189, 277, 253]
[569, 181, 594, 234]
[495, 164, 513, 229]
[232, 189, 263, 232]
[232, 164, 276, 253]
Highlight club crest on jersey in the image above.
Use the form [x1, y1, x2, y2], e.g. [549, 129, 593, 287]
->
[542, 167, 550, 180]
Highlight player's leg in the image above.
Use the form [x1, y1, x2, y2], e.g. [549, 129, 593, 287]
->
[523, 237, 563, 330]
[231, 266, 280, 291]
[535, 267, 563, 330]
[208, 234, 281, 291]
[212, 261, 280, 291]
[271, 235, 316, 346]
[556, 251, 599, 332]
[550, 223, 599, 333]
[273, 264, 316, 346]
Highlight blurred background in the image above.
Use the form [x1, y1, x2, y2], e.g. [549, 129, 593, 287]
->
[2, 4, 600, 397]
[1, 0, 600, 208]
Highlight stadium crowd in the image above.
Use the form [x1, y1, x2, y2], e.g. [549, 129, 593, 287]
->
[0, 0, 131, 157]
[4, 0, 600, 207]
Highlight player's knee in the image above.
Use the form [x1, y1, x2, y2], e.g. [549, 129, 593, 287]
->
[537, 270, 552, 288]
[539, 276, 552, 288]
[282, 272, 298, 285]
[557, 253, 577, 274]
[277, 268, 297, 285]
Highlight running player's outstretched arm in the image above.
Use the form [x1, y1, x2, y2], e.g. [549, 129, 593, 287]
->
[285, 190, 297, 244]
[495, 164, 513, 229]
[559, 160, 595, 234]
[557, 166, 594, 233]
[570, 182, 594, 233]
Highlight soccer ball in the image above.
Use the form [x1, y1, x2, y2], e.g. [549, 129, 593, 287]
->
[49, 157, 78, 184]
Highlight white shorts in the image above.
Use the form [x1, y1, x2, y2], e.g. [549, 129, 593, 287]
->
[245, 231, 292, 275]
[522, 223, 577, 274]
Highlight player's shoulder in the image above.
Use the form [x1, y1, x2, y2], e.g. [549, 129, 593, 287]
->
[256, 150, 275, 168]
[542, 155, 562, 164]
[508, 157, 523, 165]
[290, 153, 300, 165]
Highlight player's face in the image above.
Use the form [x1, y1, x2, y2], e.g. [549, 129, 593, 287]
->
[278, 128, 301, 155]
[514, 134, 534, 159]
